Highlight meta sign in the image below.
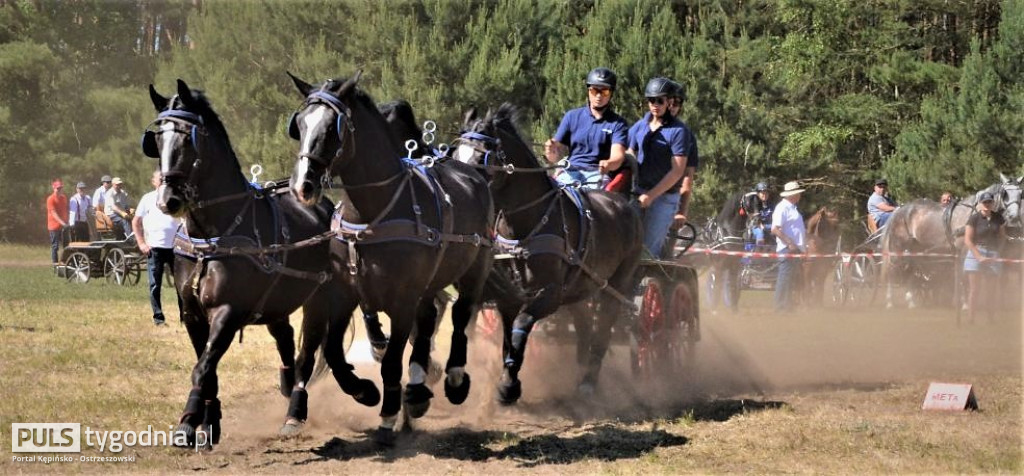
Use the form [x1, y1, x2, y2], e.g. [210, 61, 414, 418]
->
[922, 383, 978, 411]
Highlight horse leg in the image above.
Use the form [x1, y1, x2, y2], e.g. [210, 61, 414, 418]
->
[724, 257, 741, 312]
[360, 305, 388, 362]
[175, 305, 238, 449]
[404, 298, 438, 419]
[266, 320, 296, 398]
[443, 261, 489, 405]
[569, 302, 593, 367]
[498, 281, 562, 405]
[376, 308, 415, 446]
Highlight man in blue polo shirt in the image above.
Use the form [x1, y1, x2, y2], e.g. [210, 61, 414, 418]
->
[626, 77, 693, 258]
[544, 67, 629, 189]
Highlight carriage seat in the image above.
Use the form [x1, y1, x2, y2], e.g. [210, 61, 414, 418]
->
[866, 214, 879, 235]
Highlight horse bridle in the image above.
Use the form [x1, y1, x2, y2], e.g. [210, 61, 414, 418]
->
[289, 90, 356, 186]
[142, 108, 209, 207]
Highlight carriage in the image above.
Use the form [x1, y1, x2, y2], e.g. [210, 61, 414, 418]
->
[55, 232, 144, 286]
[831, 228, 883, 306]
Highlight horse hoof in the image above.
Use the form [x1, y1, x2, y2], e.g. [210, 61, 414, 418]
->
[374, 427, 396, 447]
[352, 379, 381, 407]
[577, 381, 596, 398]
[173, 423, 195, 447]
[279, 368, 295, 398]
[444, 372, 471, 405]
[497, 378, 521, 406]
[279, 419, 304, 437]
[403, 383, 434, 419]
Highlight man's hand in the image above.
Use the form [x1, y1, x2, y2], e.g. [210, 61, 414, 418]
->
[139, 243, 151, 255]
[639, 193, 652, 208]
[673, 212, 687, 225]
[598, 160, 610, 175]
[543, 139, 562, 164]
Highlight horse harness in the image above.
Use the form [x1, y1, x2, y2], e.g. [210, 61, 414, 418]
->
[173, 181, 336, 328]
[332, 157, 493, 288]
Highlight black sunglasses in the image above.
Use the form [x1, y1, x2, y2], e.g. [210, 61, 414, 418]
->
[646, 97, 666, 105]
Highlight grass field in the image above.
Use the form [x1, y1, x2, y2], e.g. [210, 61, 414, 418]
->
[1, 243, 1020, 473]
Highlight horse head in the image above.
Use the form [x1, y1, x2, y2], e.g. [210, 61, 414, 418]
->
[455, 103, 535, 192]
[998, 173, 1023, 229]
[143, 79, 230, 217]
[285, 71, 362, 206]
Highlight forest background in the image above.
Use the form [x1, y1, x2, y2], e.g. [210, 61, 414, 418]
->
[1, 0, 1021, 244]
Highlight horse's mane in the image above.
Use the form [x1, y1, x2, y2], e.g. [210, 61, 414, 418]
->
[174, 89, 241, 172]
[378, 99, 420, 131]
[483, 103, 544, 169]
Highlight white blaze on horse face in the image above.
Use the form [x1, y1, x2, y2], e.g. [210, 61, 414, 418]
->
[159, 121, 176, 173]
[455, 144, 477, 164]
[294, 157, 312, 186]
[299, 105, 329, 157]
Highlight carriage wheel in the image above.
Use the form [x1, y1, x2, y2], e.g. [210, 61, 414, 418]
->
[831, 259, 847, 305]
[847, 255, 879, 305]
[667, 280, 698, 379]
[631, 277, 663, 379]
[64, 252, 91, 284]
[104, 248, 134, 286]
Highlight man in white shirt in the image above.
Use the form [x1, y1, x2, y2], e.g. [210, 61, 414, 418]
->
[771, 181, 807, 313]
[92, 175, 112, 239]
[68, 182, 93, 242]
[132, 171, 182, 326]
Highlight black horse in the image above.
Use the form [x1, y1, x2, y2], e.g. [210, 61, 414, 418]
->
[141, 80, 378, 448]
[285, 72, 494, 445]
[705, 191, 766, 311]
[456, 103, 643, 404]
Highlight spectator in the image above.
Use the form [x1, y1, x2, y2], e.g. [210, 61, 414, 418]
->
[68, 182, 93, 242]
[867, 178, 897, 228]
[544, 67, 629, 189]
[963, 191, 1006, 323]
[666, 79, 698, 228]
[771, 181, 807, 313]
[92, 175, 113, 239]
[940, 191, 954, 207]
[46, 179, 69, 265]
[104, 177, 131, 240]
[626, 77, 694, 259]
[132, 170, 182, 326]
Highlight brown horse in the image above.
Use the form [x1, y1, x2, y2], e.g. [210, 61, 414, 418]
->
[803, 206, 841, 305]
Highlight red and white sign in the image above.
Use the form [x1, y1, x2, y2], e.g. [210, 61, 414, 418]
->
[922, 382, 978, 411]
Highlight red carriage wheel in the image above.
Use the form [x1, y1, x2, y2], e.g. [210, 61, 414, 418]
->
[666, 280, 698, 378]
[631, 277, 665, 379]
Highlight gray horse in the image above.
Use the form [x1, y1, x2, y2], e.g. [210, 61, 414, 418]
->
[881, 174, 1023, 308]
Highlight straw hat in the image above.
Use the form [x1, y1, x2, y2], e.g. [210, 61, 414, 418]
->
[779, 181, 805, 197]
[111, 177, 123, 185]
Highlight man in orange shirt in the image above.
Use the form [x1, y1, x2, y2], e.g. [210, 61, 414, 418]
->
[46, 179, 70, 264]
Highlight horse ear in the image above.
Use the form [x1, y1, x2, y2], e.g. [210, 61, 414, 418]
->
[1017, 175, 1023, 184]
[1000, 172, 1010, 184]
[175, 79, 195, 108]
[286, 71, 314, 96]
[337, 70, 362, 96]
[463, 107, 478, 126]
[149, 84, 168, 112]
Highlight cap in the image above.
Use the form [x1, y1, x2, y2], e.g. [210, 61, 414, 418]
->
[779, 181, 805, 197]
[875, 178, 888, 186]
[755, 182, 769, 192]
[112, 177, 123, 185]
[979, 191, 995, 203]
[76, 182, 87, 189]
[101, 175, 112, 183]
[52, 179, 63, 189]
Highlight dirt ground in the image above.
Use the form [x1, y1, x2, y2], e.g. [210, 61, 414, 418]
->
[159, 289, 1022, 473]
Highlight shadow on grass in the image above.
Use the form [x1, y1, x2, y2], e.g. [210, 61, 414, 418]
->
[290, 398, 786, 466]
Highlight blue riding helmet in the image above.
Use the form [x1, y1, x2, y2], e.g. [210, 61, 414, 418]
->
[586, 67, 618, 90]
[755, 182, 769, 192]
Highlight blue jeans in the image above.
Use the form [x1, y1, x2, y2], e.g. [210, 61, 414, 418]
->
[774, 249, 801, 312]
[555, 167, 605, 190]
[109, 215, 127, 240]
[49, 229, 63, 263]
[874, 211, 892, 228]
[638, 193, 680, 259]
[148, 248, 180, 322]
